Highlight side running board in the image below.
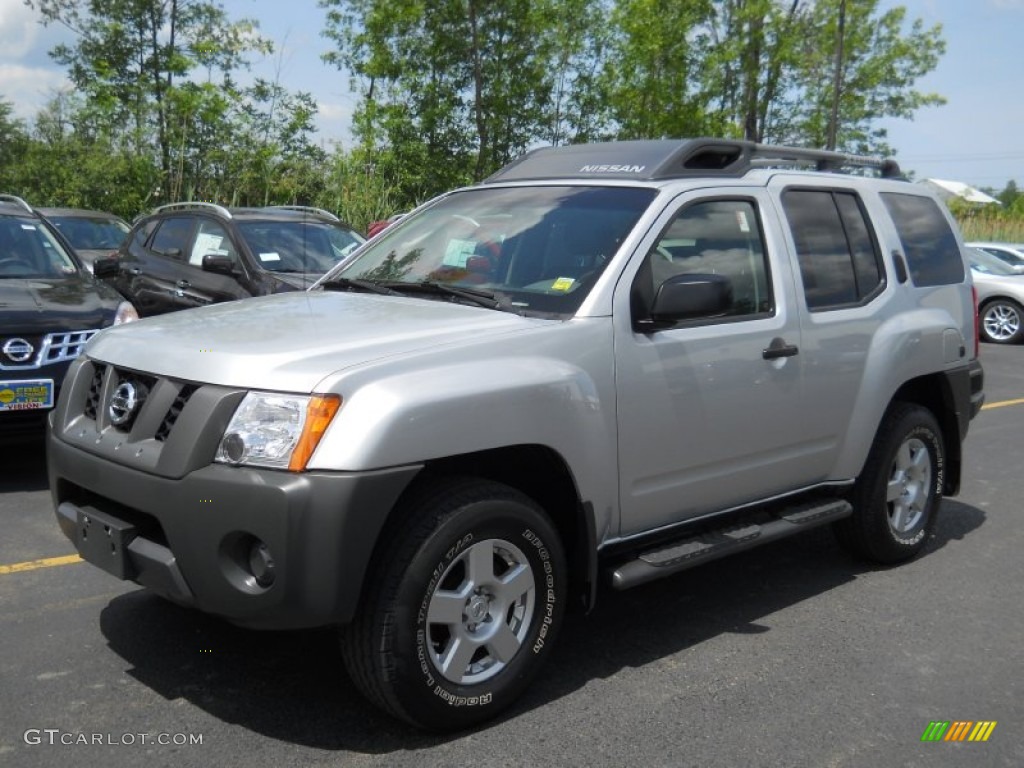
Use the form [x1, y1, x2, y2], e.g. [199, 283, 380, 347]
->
[609, 499, 852, 590]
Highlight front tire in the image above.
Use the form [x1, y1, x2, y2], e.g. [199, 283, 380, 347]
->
[835, 403, 944, 564]
[341, 477, 567, 731]
[980, 298, 1024, 344]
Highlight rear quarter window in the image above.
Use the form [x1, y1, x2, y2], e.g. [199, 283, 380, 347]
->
[880, 192, 964, 286]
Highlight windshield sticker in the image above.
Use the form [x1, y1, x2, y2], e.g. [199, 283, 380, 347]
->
[443, 238, 476, 268]
[259, 252, 281, 262]
[20, 224, 37, 230]
[736, 210, 751, 233]
[551, 277, 575, 292]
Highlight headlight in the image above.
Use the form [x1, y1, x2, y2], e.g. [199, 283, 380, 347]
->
[216, 391, 341, 471]
[114, 301, 139, 325]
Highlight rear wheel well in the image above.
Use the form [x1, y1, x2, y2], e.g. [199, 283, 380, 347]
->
[402, 445, 595, 613]
[891, 373, 962, 495]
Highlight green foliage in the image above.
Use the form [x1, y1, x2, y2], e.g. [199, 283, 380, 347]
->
[949, 195, 1024, 244]
[9, 0, 968, 221]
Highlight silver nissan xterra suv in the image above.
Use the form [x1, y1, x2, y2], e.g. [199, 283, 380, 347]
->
[48, 139, 985, 730]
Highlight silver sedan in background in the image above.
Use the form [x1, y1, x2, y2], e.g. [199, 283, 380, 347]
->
[969, 247, 1024, 344]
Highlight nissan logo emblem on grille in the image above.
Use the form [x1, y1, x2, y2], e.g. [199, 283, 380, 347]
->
[108, 381, 143, 426]
[2, 338, 34, 363]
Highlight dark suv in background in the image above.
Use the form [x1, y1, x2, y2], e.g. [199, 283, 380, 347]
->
[0, 195, 137, 438]
[38, 207, 130, 272]
[96, 203, 365, 316]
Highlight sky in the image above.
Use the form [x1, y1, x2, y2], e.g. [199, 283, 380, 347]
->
[1, 0, 1022, 191]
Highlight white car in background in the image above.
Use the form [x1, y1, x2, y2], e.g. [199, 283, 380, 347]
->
[969, 247, 1024, 343]
[968, 241, 1024, 273]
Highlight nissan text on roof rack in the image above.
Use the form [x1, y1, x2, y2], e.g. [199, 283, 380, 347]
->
[47, 138, 983, 730]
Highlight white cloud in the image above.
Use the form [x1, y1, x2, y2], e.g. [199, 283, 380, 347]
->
[0, 0, 40, 58]
[0, 63, 70, 120]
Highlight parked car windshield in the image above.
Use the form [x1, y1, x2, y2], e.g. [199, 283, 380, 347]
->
[48, 215, 129, 250]
[0, 216, 80, 278]
[237, 220, 364, 274]
[323, 185, 656, 316]
[969, 247, 1020, 276]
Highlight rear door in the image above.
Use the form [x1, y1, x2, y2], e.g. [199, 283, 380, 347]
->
[118, 216, 197, 315]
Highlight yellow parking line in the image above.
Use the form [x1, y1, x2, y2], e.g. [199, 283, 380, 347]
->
[981, 397, 1024, 411]
[0, 554, 82, 575]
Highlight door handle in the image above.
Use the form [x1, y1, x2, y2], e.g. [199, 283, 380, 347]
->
[176, 279, 191, 289]
[128, 267, 142, 276]
[763, 337, 799, 360]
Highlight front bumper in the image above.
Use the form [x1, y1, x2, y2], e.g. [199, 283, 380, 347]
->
[49, 433, 419, 629]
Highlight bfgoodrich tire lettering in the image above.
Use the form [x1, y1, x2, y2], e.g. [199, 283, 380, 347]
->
[835, 403, 944, 564]
[341, 477, 567, 731]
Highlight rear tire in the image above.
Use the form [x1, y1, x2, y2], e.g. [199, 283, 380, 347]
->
[341, 476, 566, 731]
[835, 403, 944, 564]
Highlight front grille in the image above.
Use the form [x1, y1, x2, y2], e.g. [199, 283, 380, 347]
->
[155, 384, 197, 442]
[84, 363, 107, 420]
[1, 329, 99, 371]
[43, 331, 98, 365]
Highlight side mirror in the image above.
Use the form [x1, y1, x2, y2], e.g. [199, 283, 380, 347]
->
[92, 256, 119, 279]
[202, 253, 236, 276]
[638, 273, 733, 331]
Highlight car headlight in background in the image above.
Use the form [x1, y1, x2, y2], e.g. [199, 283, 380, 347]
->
[114, 301, 139, 325]
[216, 392, 341, 471]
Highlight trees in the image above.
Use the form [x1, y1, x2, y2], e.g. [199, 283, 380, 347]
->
[321, 0, 593, 204]
[9, 0, 953, 222]
[22, 0, 325, 208]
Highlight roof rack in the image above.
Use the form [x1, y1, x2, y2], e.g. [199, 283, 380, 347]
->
[152, 201, 232, 219]
[265, 205, 340, 222]
[0, 194, 36, 213]
[484, 138, 902, 184]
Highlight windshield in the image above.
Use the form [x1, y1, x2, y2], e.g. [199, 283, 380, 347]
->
[323, 185, 656, 317]
[49, 215, 129, 250]
[0, 216, 80, 278]
[237, 220, 365, 274]
[969, 247, 1020, 276]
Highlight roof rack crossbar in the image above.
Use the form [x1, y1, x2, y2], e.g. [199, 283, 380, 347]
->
[266, 205, 340, 222]
[0, 194, 35, 213]
[748, 143, 901, 178]
[153, 201, 232, 219]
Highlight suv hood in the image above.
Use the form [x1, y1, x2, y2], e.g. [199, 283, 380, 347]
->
[0, 276, 118, 334]
[86, 291, 543, 391]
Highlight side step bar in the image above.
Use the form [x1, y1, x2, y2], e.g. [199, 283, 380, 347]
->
[609, 499, 853, 590]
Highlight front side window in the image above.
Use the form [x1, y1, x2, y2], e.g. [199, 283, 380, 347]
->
[880, 192, 964, 287]
[189, 220, 237, 266]
[325, 186, 656, 317]
[782, 189, 884, 310]
[632, 199, 773, 323]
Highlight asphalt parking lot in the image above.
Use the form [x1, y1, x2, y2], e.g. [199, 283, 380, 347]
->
[1, 345, 1022, 768]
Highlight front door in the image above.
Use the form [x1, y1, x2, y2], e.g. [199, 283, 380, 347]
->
[614, 191, 821, 537]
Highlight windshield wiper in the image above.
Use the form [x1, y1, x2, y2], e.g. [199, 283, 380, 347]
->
[322, 277, 404, 296]
[415, 280, 515, 312]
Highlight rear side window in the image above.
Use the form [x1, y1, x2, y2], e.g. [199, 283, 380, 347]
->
[150, 217, 195, 260]
[781, 189, 884, 310]
[880, 192, 964, 286]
